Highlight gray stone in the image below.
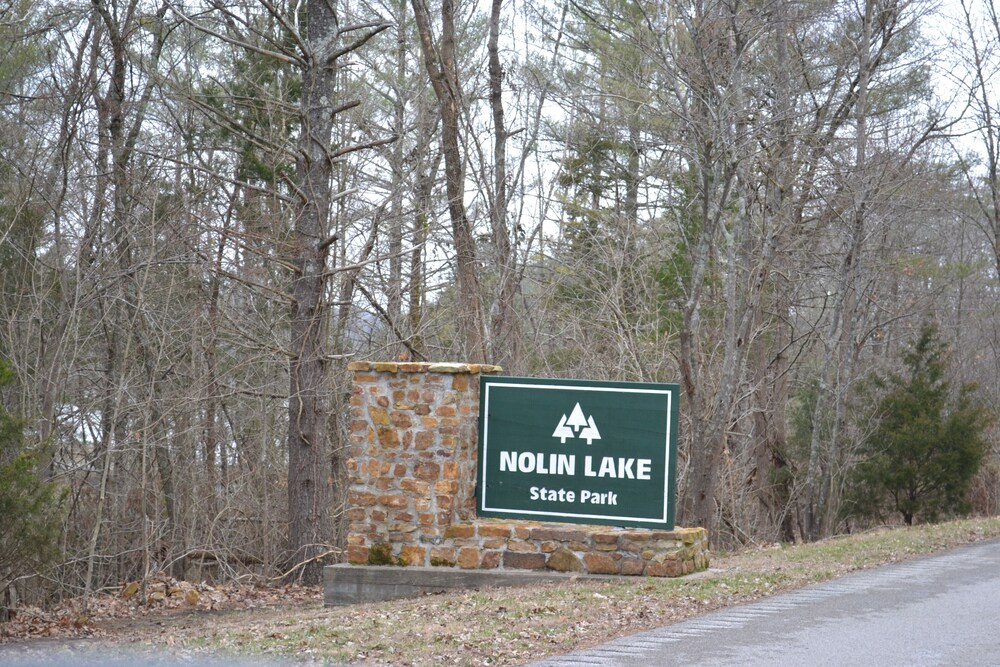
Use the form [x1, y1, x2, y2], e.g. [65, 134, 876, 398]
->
[324, 565, 612, 605]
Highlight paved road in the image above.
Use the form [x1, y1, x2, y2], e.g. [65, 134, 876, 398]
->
[530, 538, 1000, 667]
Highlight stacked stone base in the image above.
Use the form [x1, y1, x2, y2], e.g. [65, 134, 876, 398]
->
[348, 519, 708, 577]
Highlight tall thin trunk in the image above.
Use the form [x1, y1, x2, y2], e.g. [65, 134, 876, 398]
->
[487, 0, 518, 371]
[387, 0, 408, 345]
[803, 0, 873, 540]
[410, 148, 440, 358]
[411, 0, 487, 362]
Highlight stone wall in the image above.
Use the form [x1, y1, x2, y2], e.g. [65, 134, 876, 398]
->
[343, 361, 709, 576]
[436, 521, 708, 576]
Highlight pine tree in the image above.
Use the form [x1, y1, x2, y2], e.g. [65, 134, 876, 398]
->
[846, 324, 992, 526]
[0, 359, 62, 617]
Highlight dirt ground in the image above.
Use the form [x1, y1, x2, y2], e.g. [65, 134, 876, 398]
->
[0, 579, 325, 660]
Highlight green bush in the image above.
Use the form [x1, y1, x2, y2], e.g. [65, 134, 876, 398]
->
[845, 324, 992, 526]
[0, 359, 63, 615]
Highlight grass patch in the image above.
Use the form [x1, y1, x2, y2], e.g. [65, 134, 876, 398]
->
[119, 516, 1000, 665]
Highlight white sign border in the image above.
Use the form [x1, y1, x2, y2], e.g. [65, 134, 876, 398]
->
[480, 381, 674, 526]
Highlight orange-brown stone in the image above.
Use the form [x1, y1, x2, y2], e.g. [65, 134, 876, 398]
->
[458, 547, 480, 569]
[478, 524, 512, 538]
[434, 480, 459, 494]
[346, 545, 369, 564]
[415, 431, 434, 449]
[390, 412, 413, 428]
[430, 547, 456, 565]
[368, 406, 390, 426]
[399, 478, 429, 494]
[377, 494, 409, 509]
[444, 524, 475, 539]
[584, 552, 620, 575]
[644, 559, 684, 577]
[530, 527, 588, 542]
[414, 461, 440, 480]
[399, 545, 426, 566]
[506, 540, 538, 553]
[348, 491, 376, 506]
[377, 427, 399, 448]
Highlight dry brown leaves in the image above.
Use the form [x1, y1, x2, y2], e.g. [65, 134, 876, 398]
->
[0, 573, 321, 644]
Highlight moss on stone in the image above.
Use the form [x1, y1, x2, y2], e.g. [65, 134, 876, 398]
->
[367, 542, 404, 566]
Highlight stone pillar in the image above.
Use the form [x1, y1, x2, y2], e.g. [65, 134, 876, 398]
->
[344, 361, 501, 566]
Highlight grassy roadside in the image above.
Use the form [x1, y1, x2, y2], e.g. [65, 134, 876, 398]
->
[108, 517, 1000, 665]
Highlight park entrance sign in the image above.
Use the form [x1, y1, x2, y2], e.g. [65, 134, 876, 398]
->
[477, 376, 679, 528]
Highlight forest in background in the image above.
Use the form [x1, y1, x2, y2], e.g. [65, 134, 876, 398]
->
[2, 0, 1000, 600]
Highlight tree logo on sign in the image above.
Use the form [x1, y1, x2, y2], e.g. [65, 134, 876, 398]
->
[551, 403, 602, 445]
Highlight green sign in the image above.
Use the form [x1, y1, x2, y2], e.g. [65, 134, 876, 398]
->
[477, 376, 678, 528]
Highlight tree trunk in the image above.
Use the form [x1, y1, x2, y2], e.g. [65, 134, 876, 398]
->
[285, 0, 390, 583]
[487, 0, 519, 371]
[802, 0, 873, 541]
[411, 0, 487, 363]
[387, 0, 408, 348]
[286, 0, 339, 583]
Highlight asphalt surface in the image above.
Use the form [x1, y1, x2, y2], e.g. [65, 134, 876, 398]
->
[530, 537, 1000, 666]
[0, 643, 286, 667]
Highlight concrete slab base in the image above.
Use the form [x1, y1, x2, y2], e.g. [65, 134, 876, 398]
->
[324, 564, 613, 606]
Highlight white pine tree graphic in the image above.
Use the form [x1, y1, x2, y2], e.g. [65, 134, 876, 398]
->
[566, 403, 588, 431]
[579, 415, 601, 445]
[552, 403, 601, 444]
[552, 414, 574, 443]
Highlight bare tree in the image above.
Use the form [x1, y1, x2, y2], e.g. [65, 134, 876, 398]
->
[954, 0, 1000, 280]
[410, 0, 487, 362]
